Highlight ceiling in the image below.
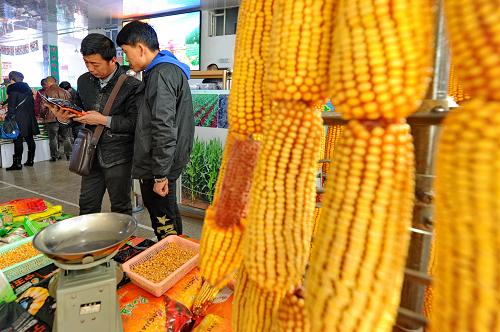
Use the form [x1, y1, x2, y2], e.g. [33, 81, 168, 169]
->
[0, 0, 241, 45]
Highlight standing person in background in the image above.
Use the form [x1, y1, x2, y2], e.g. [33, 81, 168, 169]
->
[43, 76, 73, 161]
[48, 33, 141, 216]
[59, 81, 79, 104]
[117, 21, 194, 239]
[59, 81, 83, 139]
[5, 71, 39, 170]
[201, 63, 223, 88]
[34, 78, 48, 119]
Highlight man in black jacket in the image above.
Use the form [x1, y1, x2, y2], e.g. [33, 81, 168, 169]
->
[117, 21, 194, 239]
[50, 34, 141, 215]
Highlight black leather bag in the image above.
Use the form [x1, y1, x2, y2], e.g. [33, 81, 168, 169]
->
[68, 74, 127, 176]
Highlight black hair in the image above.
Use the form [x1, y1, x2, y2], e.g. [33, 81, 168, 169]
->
[207, 63, 219, 70]
[59, 81, 72, 90]
[80, 33, 116, 61]
[41, 78, 47, 87]
[9, 71, 24, 82]
[116, 21, 160, 51]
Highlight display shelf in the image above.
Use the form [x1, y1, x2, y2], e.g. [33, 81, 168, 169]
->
[190, 70, 230, 89]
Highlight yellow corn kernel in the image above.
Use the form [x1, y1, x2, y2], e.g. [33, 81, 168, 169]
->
[432, 99, 500, 331]
[306, 120, 415, 332]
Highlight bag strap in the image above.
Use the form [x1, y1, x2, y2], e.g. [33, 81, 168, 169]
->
[15, 97, 28, 110]
[90, 74, 128, 146]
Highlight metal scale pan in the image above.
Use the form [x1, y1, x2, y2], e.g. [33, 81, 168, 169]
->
[33, 213, 137, 267]
[32, 213, 137, 332]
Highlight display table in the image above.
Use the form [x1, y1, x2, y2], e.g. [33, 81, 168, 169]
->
[0, 137, 51, 168]
[2, 236, 233, 332]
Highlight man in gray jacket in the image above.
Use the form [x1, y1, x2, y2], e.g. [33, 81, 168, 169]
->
[117, 21, 194, 239]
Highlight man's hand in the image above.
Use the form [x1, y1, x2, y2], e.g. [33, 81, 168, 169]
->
[74, 111, 108, 126]
[153, 179, 169, 197]
[44, 102, 75, 123]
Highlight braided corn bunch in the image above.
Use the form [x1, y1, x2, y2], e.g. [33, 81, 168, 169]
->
[431, 2, 500, 329]
[305, 0, 433, 331]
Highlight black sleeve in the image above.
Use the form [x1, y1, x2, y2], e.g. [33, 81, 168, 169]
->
[148, 66, 180, 178]
[110, 78, 141, 134]
[6, 92, 18, 115]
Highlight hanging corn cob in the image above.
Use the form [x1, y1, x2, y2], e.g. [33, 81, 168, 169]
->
[444, 0, 499, 102]
[234, 0, 337, 329]
[276, 287, 310, 332]
[312, 207, 322, 237]
[241, 0, 337, 292]
[432, 100, 500, 331]
[197, 0, 275, 299]
[447, 64, 470, 104]
[233, 267, 286, 332]
[307, 120, 416, 331]
[243, 100, 323, 291]
[431, 1, 500, 330]
[322, 124, 344, 175]
[329, 0, 433, 120]
[268, 0, 337, 102]
[306, 0, 433, 331]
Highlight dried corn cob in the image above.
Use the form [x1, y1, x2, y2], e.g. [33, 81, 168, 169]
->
[312, 207, 322, 237]
[306, 120, 415, 332]
[431, 99, 500, 331]
[233, 267, 286, 332]
[228, 0, 274, 135]
[243, 101, 323, 291]
[198, 0, 274, 292]
[277, 287, 310, 332]
[445, 0, 500, 101]
[423, 236, 435, 323]
[448, 64, 471, 104]
[192, 279, 223, 316]
[329, 0, 433, 120]
[215, 135, 261, 228]
[199, 207, 244, 287]
[268, 0, 337, 102]
[322, 124, 344, 175]
[318, 122, 326, 172]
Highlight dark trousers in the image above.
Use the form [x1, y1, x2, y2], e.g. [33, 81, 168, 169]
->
[79, 161, 132, 215]
[47, 122, 72, 159]
[13, 135, 35, 158]
[140, 179, 182, 240]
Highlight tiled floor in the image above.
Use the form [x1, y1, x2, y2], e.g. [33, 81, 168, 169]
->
[0, 159, 203, 241]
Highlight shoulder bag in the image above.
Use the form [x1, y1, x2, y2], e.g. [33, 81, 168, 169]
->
[69, 74, 127, 176]
[0, 97, 28, 140]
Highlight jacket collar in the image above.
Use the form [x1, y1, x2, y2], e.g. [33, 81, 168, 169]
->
[90, 64, 123, 90]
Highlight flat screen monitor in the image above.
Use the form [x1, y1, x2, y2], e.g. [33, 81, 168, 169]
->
[123, 11, 201, 70]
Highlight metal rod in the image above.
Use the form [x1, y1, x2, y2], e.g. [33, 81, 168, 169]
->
[404, 268, 433, 286]
[321, 111, 447, 126]
[397, 308, 428, 328]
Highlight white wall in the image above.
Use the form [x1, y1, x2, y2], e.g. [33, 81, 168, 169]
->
[200, 11, 236, 70]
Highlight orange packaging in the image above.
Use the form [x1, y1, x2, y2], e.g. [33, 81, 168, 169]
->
[165, 267, 203, 310]
[118, 283, 192, 332]
[193, 288, 233, 332]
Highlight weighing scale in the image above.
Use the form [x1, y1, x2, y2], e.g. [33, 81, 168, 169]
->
[33, 213, 137, 332]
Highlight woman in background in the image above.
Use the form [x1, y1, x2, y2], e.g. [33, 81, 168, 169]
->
[5, 71, 39, 171]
